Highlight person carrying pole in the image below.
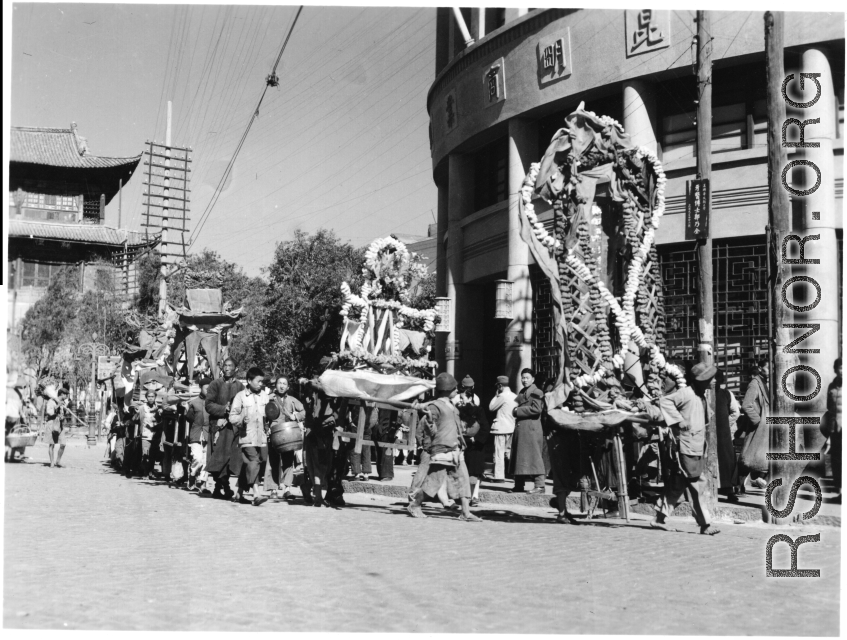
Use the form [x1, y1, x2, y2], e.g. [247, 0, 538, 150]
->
[407, 372, 481, 522]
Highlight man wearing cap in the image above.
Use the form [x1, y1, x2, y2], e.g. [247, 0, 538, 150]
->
[489, 375, 517, 482]
[643, 362, 720, 535]
[407, 372, 481, 522]
[186, 377, 212, 491]
[205, 358, 244, 500]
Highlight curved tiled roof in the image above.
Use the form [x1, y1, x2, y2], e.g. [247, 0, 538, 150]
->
[10, 124, 142, 169]
[8, 219, 156, 247]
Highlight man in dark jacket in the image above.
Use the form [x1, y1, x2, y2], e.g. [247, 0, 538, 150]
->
[455, 376, 489, 506]
[510, 368, 547, 494]
[205, 358, 244, 500]
[186, 377, 212, 491]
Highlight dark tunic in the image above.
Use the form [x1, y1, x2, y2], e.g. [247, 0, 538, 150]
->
[205, 377, 245, 476]
[460, 402, 490, 480]
[715, 387, 738, 488]
[510, 384, 546, 476]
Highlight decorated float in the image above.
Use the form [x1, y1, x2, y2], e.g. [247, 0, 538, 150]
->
[312, 236, 438, 457]
[519, 103, 683, 520]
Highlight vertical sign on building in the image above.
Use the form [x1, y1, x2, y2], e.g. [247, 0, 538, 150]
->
[685, 178, 710, 240]
[444, 88, 458, 134]
[482, 58, 506, 108]
[537, 28, 572, 84]
[625, 10, 671, 57]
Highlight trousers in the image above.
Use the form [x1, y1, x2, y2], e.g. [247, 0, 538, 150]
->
[267, 447, 297, 490]
[239, 446, 267, 490]
[656, 471, 712, 528]
[493, 433, 512, 480]
[189, 442, 207, 481]
[515, 473, 545, 490]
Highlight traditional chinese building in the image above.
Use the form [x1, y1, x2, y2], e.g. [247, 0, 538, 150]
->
[8, 123, 156, 332]
[427, 9, 844, 405]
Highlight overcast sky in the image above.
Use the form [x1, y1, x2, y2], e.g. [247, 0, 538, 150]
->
[10, 3, 438, 276]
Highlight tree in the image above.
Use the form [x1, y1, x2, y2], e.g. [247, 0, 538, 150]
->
[20, 267, 80, 378]
[259, 229, 365, 377]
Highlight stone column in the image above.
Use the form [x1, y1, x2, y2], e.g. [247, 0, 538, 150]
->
[794, 48, 840, 421]
[447, 153, 474, 377]
[622, 80, 658, 152]
[506, 118, 538, 388]
[435, 180, 449, 373]
[504, 8, 528, 23]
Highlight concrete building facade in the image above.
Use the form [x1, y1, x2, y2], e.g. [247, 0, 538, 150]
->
[427, 9, 844, 403]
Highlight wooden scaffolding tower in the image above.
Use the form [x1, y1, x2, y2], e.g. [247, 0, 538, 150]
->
[140, 140, 192, 266]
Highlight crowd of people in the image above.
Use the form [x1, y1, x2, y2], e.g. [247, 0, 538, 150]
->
[11, 354, 841, 529]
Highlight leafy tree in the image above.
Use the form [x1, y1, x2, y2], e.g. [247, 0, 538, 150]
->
[20, 266, 80, 378]
[259, 229, 364, 378]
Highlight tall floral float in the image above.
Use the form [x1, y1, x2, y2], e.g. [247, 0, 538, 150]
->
[312, 236, 437, 457]
[520, 103, 686, 521]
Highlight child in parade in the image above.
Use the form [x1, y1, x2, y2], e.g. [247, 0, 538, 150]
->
[407, 372, 481, 522]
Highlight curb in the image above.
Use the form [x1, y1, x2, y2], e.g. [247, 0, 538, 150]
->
[341, 480, 841, 527]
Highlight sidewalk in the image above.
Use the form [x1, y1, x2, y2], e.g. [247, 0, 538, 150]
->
[342, 461, 842, 527]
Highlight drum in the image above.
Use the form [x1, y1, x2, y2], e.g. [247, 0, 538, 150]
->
[269, 421, 303, 453]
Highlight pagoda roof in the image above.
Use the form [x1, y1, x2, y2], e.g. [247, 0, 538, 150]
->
[8, 219, 157, 248]
[10, 124, 142, 170]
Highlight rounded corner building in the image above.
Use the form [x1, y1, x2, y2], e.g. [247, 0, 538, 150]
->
[427, 8, 844, 407]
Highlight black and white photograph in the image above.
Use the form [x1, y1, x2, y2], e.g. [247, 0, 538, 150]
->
[2, 2, 844, 634]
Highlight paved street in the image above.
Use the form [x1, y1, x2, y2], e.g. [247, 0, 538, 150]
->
[4, 442, 841, 634]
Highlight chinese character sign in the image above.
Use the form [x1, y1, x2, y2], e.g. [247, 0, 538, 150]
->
[685, 179, 710, 240]
[444, 89, 458, 133]
[537, 30, 572, 84]
[482, 58, 506, 108]
[625, 9, 670, 57]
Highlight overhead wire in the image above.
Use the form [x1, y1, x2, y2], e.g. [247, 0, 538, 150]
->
[189, 5, 304, 247]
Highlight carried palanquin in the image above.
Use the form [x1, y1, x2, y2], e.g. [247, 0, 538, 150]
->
[519, 102, 683, 423]
[314, 236, 438, 455]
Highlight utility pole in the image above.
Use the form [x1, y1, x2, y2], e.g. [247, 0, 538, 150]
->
[764, 11, 795, 523]
[158, 101, 172, 319]
[694, 10, 719, 512]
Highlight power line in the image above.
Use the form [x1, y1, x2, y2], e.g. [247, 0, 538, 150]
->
[189, 6, 304, 247]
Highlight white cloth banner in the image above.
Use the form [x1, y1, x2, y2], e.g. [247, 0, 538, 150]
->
[317, 370, 434, 403]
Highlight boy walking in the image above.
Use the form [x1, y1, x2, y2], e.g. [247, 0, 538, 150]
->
[407, 372, 481, 522]
[229, 367, 270, 506]
[265, 375, 305, 501]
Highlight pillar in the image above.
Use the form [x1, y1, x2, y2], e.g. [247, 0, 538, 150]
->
[504, 8, 528, 23]
[446, 154, 474, 377]
[794, 48, 839, 422]
[435, 179, 449, 373]
[622, 80, 658, 153]
[505, 119, 538, 388]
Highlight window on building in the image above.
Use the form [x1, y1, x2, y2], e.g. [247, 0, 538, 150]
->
[20, 261, 62, 288]
[473, 137, 509, 211]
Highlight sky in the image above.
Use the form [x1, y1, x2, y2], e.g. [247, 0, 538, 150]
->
[9, 3, 438, 276]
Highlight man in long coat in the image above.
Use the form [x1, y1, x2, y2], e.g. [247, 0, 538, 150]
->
[205, 358, 244, 500]
[510, 368, 547, 494]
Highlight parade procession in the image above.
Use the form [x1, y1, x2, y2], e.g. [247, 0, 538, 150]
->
[4, 5, 842, 635]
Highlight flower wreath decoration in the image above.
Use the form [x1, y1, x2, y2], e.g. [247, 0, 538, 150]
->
[521, 104, 686, 395]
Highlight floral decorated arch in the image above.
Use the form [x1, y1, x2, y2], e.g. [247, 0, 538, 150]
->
[519, 102, 685, 410]
[335, 236, 437, 377]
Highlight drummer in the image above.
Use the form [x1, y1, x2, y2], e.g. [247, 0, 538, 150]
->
[265, 375, 306, 502]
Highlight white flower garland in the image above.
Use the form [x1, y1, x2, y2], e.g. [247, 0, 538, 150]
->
[339, 237, 438, 367]
[522, 146, 686, 391]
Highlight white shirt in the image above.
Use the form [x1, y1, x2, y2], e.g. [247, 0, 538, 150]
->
[489, 388, 517, 434]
